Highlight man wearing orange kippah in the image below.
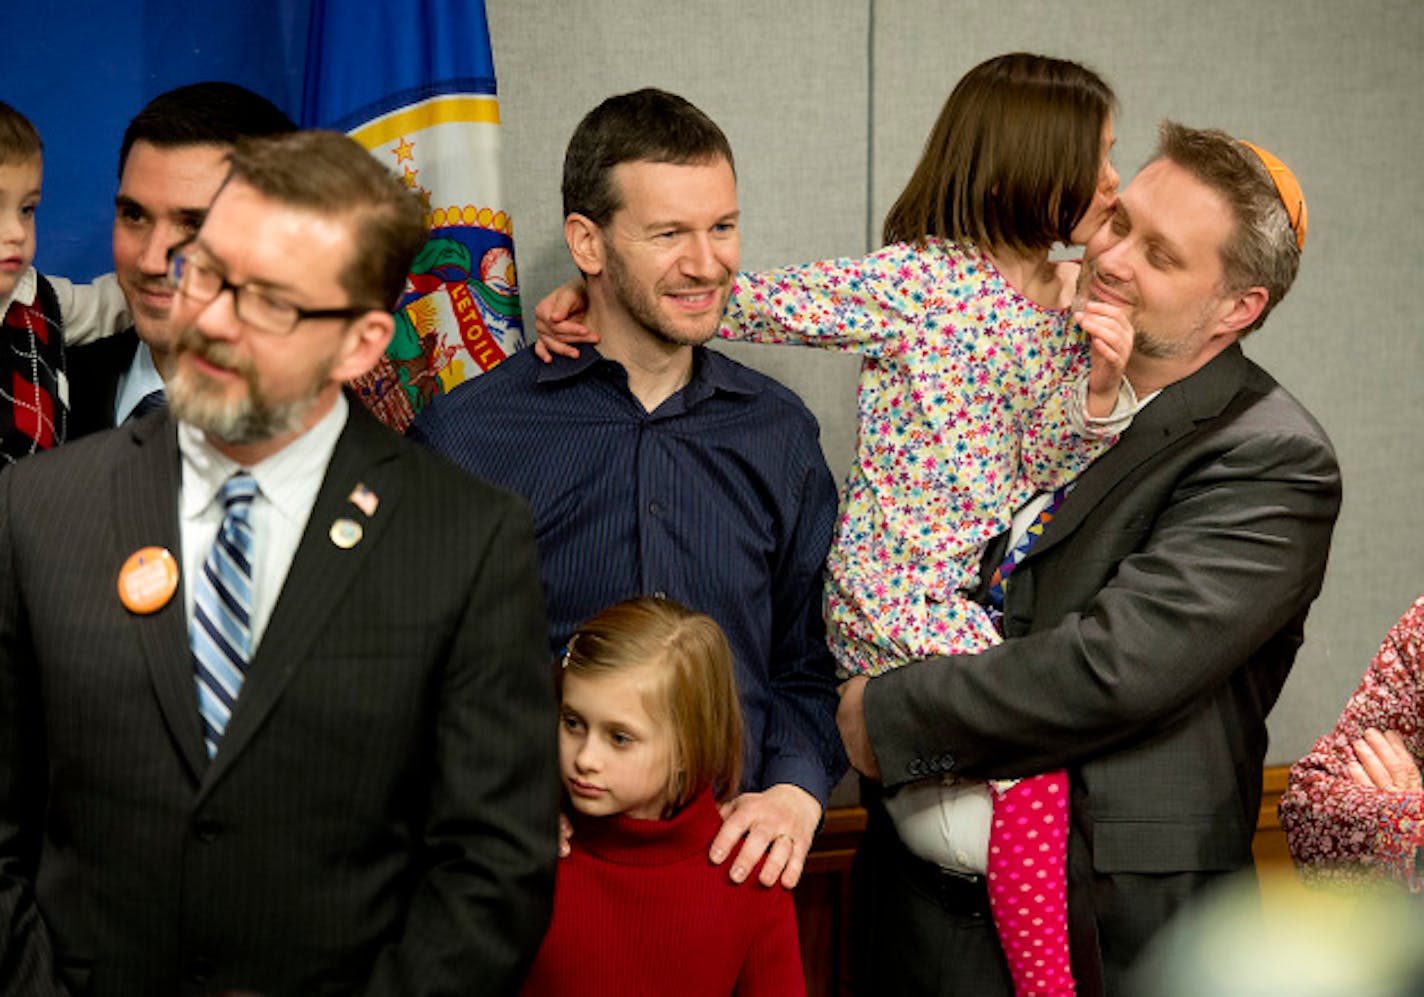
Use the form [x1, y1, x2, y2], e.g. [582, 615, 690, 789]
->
[839, 122, 1340, 996]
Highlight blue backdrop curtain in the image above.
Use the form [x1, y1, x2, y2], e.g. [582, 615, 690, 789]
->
[9, 0, 521, 427]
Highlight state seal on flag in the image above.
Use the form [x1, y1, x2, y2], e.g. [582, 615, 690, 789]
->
[344, 94, 527, 432]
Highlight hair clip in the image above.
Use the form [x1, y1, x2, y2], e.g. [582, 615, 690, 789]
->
[559, 634, 582, 668]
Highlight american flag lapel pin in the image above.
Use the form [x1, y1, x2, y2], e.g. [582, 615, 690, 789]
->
[348, 482, 379, 518]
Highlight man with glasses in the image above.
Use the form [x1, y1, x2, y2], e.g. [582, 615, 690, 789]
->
[0, 131, 557, 996]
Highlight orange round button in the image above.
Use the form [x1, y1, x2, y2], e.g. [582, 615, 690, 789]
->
[117, 546, 179, 614]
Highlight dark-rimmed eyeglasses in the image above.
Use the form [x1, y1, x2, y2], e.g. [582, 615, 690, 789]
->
[166, 244, 377, 337]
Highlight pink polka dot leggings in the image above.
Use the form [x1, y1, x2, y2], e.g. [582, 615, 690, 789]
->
[830, 597, 1075, 993]
[988, 770, 1074, 996]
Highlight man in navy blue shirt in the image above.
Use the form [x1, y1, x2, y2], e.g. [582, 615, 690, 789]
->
[411, 88, 844, 889]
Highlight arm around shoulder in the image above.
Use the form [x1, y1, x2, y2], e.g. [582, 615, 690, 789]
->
[48, 273, 129, 347]
[719, 245, 924, 356]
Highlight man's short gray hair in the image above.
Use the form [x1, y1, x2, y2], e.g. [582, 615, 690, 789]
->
[1153, 121, 1301, 333]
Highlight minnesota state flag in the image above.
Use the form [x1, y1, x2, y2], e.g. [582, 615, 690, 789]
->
[303, 0, 524, 432]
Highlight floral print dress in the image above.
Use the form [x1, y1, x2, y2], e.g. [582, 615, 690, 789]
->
[721, 238, 1116, 675]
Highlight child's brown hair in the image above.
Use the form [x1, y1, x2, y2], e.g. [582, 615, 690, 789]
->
[882, 52, 1116, 254]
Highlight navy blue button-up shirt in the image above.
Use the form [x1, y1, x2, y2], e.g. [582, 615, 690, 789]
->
[410, 346, 846, 804]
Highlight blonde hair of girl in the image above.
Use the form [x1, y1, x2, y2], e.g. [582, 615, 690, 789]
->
[563, 596, 743, 814]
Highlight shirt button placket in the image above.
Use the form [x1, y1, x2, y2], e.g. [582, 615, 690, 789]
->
[636, 423, 661, 598]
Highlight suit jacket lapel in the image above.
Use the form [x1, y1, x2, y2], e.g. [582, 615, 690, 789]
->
[1028, 343, 1251, 560]
[200, 403, 404, 791]
[112, 413, 209, 781]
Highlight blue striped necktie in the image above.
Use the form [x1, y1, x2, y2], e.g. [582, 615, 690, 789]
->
[191, 471, 258, 758]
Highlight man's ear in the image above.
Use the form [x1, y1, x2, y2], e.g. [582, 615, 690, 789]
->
[331, 310, 395, 384]
[1214, 285, 1268, 337]
[565, 213, 605, 277]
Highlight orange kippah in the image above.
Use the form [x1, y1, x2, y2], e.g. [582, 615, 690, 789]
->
[1239, 139, 1307, 251]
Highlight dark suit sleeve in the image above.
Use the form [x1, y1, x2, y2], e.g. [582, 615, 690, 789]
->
[866, 409, 1341, 785]
[761, 445, 847, 807]
[360, 493, 558, 995]
[0, 473, 71, 996]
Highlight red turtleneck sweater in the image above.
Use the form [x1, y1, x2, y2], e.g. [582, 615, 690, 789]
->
[520, 789, 805, 996]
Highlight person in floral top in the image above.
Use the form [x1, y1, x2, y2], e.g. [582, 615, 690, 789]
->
[1279, 596, 1424, 889]
[537, 53, 1137, 997]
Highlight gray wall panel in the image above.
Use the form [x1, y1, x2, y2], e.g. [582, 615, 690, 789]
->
[489, 1, 1424, 766]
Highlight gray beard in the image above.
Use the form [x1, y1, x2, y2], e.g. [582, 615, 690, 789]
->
[167, 332, 331, 445]
[169, 381, 315, 445]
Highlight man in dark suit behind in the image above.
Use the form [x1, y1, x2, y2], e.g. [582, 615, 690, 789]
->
[67, 82, 294, 438]
[837, 123, 1342, 995]
[0, 130, 557, 995]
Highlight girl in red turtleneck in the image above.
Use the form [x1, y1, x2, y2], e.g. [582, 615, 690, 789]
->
[520, 596, 805, 997]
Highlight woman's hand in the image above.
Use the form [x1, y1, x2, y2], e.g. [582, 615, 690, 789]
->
[1347, 727, 1423, 793]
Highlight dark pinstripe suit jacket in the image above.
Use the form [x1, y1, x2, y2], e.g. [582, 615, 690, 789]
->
[0, 402, 558, 996]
